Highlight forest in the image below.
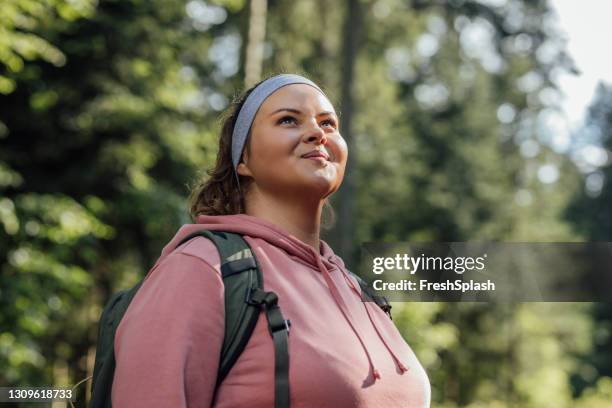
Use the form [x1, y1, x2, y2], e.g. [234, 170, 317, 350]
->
[1, 0, 612, 406]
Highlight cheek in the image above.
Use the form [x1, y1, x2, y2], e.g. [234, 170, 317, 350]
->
[249, 133, 298, 173]
[332, 136, 349, 168]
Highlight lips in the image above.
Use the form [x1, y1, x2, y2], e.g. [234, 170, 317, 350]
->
[301, 150, 330, 160]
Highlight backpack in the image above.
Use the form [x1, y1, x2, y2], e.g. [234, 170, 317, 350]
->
[88, 230, 391, 408]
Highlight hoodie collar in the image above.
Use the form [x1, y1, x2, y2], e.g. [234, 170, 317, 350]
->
[160, 214, 340, 271]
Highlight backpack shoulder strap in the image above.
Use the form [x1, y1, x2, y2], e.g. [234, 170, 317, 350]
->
[176, 230, 291, 408]
[174, 230, 263, 385]
[347, 270, 393, 320]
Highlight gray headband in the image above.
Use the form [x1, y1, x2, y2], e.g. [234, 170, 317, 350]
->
[231, 74, 325, 171]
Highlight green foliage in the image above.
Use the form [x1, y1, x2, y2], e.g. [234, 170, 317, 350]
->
[0, 0, 96, 94]
[1, 0, 610, 406]
[576, 377, 612, 408]
[0, 0, 236, 403]
[566, 84, 612, 401]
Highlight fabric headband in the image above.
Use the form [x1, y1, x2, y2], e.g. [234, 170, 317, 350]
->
[231, 74, 325, 172]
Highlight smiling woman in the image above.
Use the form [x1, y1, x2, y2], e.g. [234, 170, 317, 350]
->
[190, 74, 347, 239]
[109, 74, 431, 407]
[234, 81, 347, 245]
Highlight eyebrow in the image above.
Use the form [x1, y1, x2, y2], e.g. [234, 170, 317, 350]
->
[269, 108, 337, 117]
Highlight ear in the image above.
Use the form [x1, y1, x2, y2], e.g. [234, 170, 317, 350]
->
[236, 162, 253, 177]
[236, 150, 253, 177]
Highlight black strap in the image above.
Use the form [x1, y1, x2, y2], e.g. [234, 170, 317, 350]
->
[349, 271, 393, 319]
[221, 257, 257, 277]
[175, 231, 264, 385]
[371, 294, 392, 319]
[248, 289, 291, 408]
[175, 230, 291, 407]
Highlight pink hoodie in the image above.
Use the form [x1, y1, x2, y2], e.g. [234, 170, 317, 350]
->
[112, 214, 431, 407]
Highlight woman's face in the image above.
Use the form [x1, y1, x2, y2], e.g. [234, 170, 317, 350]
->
[237, 84, 348, 200]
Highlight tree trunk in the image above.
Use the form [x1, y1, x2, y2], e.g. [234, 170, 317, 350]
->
[333, 0, 362, 267]
[244, 0, 268, 88]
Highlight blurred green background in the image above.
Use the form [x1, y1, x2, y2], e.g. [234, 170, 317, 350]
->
[1, 0, 612, 406]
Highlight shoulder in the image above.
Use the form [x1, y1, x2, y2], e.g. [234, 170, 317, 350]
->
[161, 236, 222, 276]
[135, 236, 224, 293]
[115, 237, 226, 347]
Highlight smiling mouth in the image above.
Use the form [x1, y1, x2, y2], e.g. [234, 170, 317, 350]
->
[301, 150, 330, 161]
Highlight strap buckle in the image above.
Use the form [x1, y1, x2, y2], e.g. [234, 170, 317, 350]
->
[267, 317, 291, 335]
[275, 319, 291, 334]
[246, 289, 291, 335]
[246, 288, 279, 307]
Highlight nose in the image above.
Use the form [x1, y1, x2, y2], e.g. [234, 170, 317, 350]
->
[302, 120, 328, 145]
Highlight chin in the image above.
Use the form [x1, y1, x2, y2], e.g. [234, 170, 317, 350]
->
[301, 174, 341, 198]
[288, 164, 344, 198]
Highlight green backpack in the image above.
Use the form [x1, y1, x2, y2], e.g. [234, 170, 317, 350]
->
[88, 230, 391, 408]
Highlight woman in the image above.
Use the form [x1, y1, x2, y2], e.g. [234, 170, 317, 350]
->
[112, 73, 431, 407]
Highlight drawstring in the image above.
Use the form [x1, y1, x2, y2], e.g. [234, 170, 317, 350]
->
[363, 302, 409, 373]
[313, 250, 381, 381]
[337, 261, 410, 375]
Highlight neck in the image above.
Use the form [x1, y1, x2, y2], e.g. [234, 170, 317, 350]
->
[244, 187, 324, 252]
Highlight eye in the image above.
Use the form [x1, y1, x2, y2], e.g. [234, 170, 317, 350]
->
[277, 116, 297, 125]
[321, 118, 337, 128]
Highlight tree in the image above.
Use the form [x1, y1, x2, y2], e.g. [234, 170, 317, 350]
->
[0, 0, 604, 406]
[347, 1, 590, 405]
[1, 0, 247, 404]
[566, 83, 612, 398]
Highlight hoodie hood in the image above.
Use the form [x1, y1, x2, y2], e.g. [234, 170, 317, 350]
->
[154, 213, 409, 380]
[157, 214, 344, 272]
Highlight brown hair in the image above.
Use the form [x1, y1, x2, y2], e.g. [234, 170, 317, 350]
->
[188, 75, 336, 228]
[188, 79, 264, 219]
